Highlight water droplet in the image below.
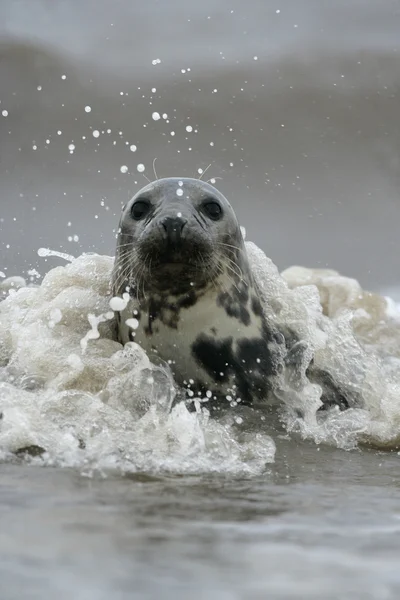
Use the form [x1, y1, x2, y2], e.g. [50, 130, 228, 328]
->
[126, 318, 139, 330]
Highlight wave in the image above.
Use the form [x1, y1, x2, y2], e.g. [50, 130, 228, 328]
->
[1, 241, 400, 476]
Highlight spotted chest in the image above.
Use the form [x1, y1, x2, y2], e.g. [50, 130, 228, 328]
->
[116, 282, 284, 407]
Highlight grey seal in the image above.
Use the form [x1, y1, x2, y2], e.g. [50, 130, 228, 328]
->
[111, 177, 356, 412]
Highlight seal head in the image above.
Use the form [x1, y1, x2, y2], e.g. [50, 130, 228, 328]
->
[113, 177, 246, 296]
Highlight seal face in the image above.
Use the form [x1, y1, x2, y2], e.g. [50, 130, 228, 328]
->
[112, 177, 285, 408]
[112, 177, 358, 412]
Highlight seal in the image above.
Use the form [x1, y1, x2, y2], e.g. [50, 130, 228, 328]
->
[111, 177, 357, 412]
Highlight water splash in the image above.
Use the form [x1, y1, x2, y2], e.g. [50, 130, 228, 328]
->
[38, 247, 76, 262]
[1, 243, 400, 475]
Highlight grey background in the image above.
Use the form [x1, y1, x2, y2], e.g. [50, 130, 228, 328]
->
[1, 0, 400, 292]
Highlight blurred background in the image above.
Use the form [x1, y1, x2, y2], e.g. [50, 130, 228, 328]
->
[1, 0, 399, 293]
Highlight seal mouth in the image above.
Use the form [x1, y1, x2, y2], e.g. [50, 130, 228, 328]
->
[151, 247, 212, 270]
[152, 259, 207, 273]
[140, 251, 218, 294]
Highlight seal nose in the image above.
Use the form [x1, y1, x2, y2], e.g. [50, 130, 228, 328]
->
[160, 216, 187, 246]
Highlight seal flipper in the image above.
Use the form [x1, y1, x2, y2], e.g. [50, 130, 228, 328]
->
[305, 363, 361, 411]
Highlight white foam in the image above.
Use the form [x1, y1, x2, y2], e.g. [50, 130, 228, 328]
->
[0, 253, 275, 474]
[279, 263, 400, 449]
[1, 244, 400, 476]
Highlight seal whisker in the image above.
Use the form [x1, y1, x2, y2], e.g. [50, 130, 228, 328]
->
[117, 246, 139, 261]
[224, 261, 242, 282]
[219, 253, 245, 282]
[115, 234, 137, 239]
[217, 242, 244, 253]
[113, 267, 130, 296]
[128, 258, 144, 301]
[134, 253, 149, 302]
[216, 258, 244, 294]
[141, 255, 150, 301]
[197, 251, 218, 288]
[113, 252, 131, 279]
[116, 241, 141, 250]
[152, 158, 159, 181]
[141, 173, 152, 184]
[113, 257, 136, 295]
[222, 270, 242, 295]
[198, 163, 212, 181]
[113, 248, 142, 295]
[214, 263, 232, 295]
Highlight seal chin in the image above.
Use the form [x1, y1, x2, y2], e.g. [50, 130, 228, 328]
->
[143, 258, 216, 294]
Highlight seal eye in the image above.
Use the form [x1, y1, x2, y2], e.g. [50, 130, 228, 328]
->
[202, 201, 222, 221]
[131, 199, 150, 220]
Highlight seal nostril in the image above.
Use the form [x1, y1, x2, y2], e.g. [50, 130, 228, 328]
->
[160, 217, 187, 244]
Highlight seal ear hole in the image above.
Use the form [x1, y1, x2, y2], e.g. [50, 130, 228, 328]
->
[202, 200, 223, 221]
[131, 199, 151, 220]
